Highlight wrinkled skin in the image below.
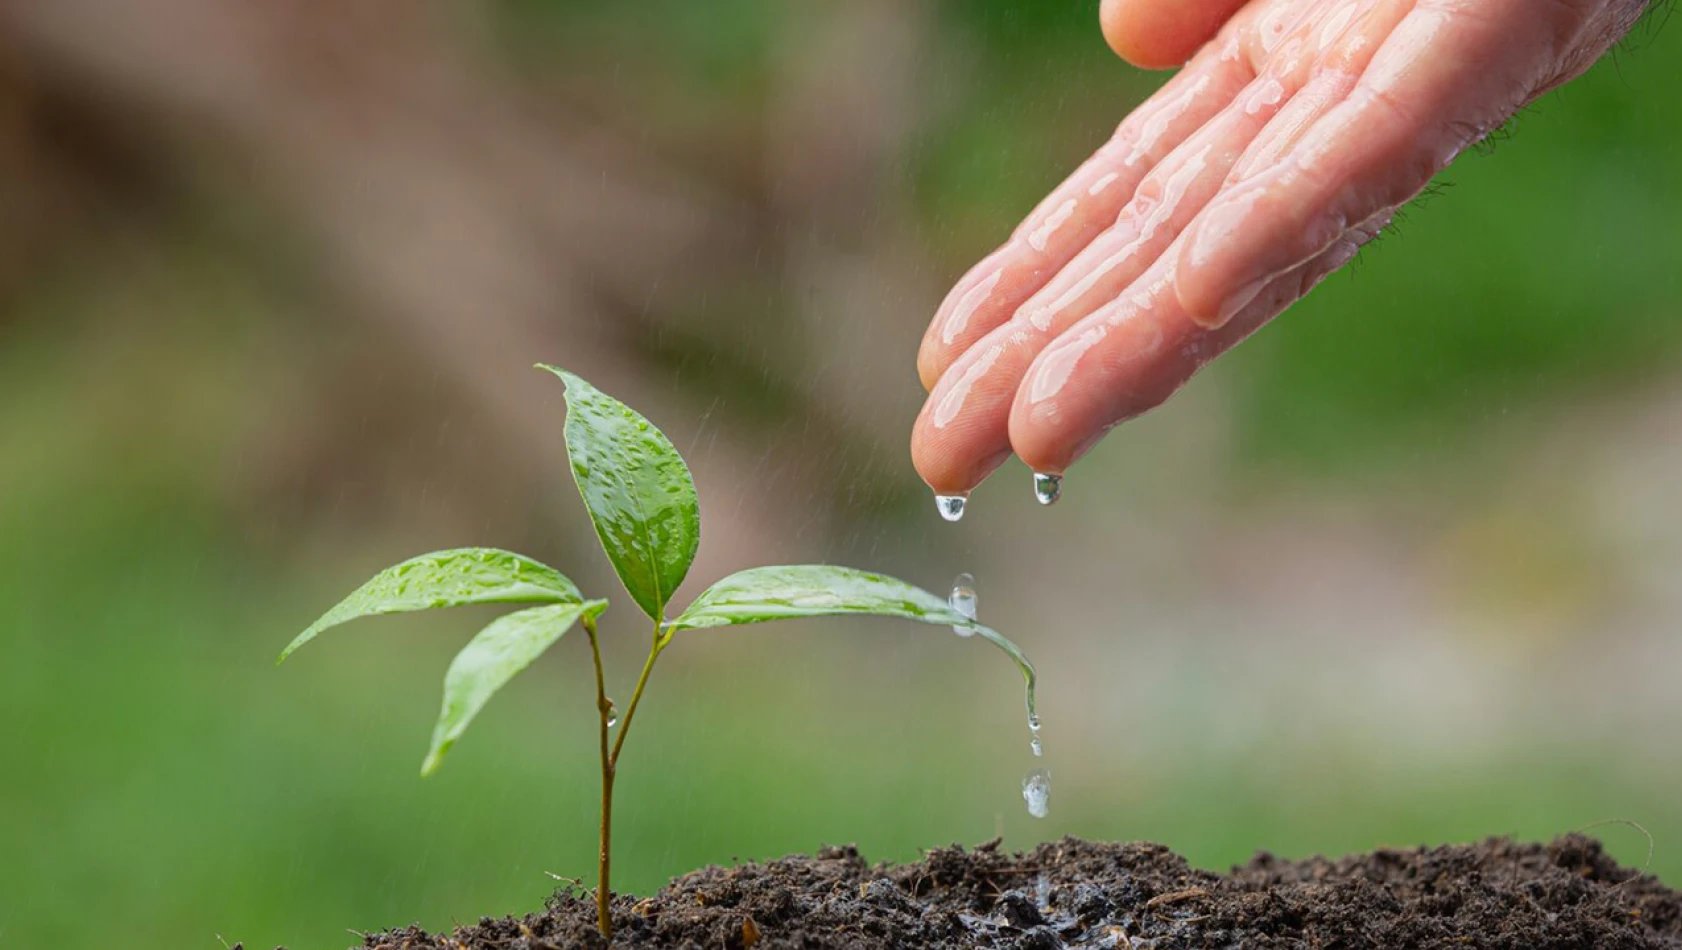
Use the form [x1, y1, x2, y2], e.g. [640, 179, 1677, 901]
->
[912, 0, 1650, 495]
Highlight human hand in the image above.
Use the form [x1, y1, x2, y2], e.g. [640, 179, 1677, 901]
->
[912, 0, 1647, 506]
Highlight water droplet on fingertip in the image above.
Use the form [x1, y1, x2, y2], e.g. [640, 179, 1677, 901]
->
[934, 494, 968, 522]
[1032, 473, 1062, 506]
[1022, 768, 1051, 819]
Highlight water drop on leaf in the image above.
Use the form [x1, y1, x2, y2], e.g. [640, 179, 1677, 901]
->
[949, 573, 977, 638]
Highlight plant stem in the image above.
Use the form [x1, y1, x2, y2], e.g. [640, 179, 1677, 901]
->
[583, 614, 614, 940]
[609, 625, 665, 767]
[584, 617, 668, 942]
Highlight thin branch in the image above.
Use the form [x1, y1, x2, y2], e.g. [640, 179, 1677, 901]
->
[608, 622, 666, 768]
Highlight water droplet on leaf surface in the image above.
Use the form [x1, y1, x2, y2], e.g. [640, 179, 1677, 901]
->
[1033, 473, 1062, 506]
[949, 573, 977, 637]
[934, 494, 968, 522]
[1022, 768, 1051, 819]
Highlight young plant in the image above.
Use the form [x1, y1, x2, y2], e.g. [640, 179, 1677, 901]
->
[279, 365, 1036, 940]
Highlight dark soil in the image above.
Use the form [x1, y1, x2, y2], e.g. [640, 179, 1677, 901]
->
[339, 834, 1681, 949]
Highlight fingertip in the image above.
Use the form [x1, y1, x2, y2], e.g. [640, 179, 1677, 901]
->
[1100, 0, 1248, 70]
[1008, 340, 1106, 476]
[917, 340, 942, 392]
[1008, 295, 1190, 475]
[1007, 378, 1101, 477]
[1099, 0, 1170, 69]
[911, 425, 1012, 496]
[911, 354, 1020, 495]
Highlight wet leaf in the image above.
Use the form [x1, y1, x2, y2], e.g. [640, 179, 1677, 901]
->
[672, 565, 972, 627]
[280, 548, 583, 662]
[668, 565, 1036, 702]
[540, 365, 699, 622]
[422, 600, 608, 775]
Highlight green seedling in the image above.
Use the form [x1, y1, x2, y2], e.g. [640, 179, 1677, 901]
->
[280, 365, 1036, 940]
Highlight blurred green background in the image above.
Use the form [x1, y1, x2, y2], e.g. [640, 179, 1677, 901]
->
[3, 3, 1680, 948]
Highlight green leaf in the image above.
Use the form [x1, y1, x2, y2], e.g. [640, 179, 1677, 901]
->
[668, 565, 1037, 713]
[422, 600, 608, 776]
[279, 548, 582, 662]
[670, 565, 977, 627]
[539, 365, 699, 622]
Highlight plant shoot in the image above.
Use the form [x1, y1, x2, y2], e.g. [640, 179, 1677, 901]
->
[280, 366, 1036, 940]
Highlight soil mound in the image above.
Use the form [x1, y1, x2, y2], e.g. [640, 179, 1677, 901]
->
[347, 834, 1681, 949]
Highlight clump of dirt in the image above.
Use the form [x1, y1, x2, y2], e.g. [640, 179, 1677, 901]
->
[336, 834, 1681, 949]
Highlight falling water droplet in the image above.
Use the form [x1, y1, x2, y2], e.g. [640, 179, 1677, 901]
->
[1035, 872, 1051, 911]
[934, 493, 968, 522]
[1022, 768, 1051, 819]
[949, 573, 978, 637]
[1032, 473, 1062, 506]
[1028, 713, 1042, 757]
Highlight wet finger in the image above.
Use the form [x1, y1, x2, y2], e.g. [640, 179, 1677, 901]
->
[1175, 0, 1586, 328]
[916, 29, 1261, 391]
[911, 66, 1312, 493]
[1226, 0, 1418, 184]
[1015, 20, 1343, 345]
[1009, 210, 1391, 475]
[912, 331, 1025, 494]
[912, 2, 1362, 493]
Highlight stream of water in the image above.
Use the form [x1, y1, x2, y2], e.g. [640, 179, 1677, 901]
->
[949, 570, 1048, 819]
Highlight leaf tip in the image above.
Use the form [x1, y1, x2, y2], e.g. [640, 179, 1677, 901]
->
[276, 629, 313, 665]
[420, 748, 445, 777]
[534, 363, 582, 390]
